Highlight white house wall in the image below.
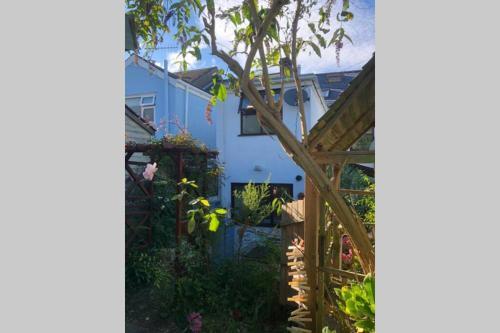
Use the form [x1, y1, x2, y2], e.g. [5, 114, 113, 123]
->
[216, 93, 307, 210]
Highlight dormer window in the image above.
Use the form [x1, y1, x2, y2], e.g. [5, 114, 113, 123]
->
[125, 94, 156, 123]
[239, 89, 282, 136]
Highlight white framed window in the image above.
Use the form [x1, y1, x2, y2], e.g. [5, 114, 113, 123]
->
[126, 94, 156, 123]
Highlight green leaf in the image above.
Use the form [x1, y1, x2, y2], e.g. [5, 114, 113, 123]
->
[282, 44, 291, 57]
[354, 319, 375, 333]
[187, 217, 195, 234]
[217, 83, 227, 101]
[189, 198, 200, 205]
[308, 23, 316, 33]
[234, 11, 242, 25]
[208, 213, 219, 231]
[308, 41, 321, 57]
[206, 0, 214, 12]
[272, 49, 280, 65]
[193, 46, 201, 60]
[214, 208, 227, 215]
[316, 34, 326, 48]
[283, 67, 291, 78]
[342, 0, 350, 11]
[192, 0, 203, 11]
[268, 23, 279, 41]
[345, 299, 358, 317]
[181, 178, 188, 183]
[343, 33, 353, 44]
[364, 274, 375, 305]
[201, 34, 210, 45]
[200, 199, 210, 207]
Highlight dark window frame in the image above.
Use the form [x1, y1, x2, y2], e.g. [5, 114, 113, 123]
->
[230, 182, 293, 227]
[238, 89, 283, 136]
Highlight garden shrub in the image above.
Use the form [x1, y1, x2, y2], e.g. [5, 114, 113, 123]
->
[335, 274, 375, 333]
[125, 249, 172, 291]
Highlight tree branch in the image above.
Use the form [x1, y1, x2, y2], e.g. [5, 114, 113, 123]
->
[248, 0, 276, 111]
[241, 0, 283, 91]
[291, 0, 308, 145]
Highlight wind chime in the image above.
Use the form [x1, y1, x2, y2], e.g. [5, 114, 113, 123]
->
[286, 237, 312, 333]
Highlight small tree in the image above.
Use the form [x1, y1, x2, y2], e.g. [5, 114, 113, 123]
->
[232, 182, 282, 260]
[127, 0, 374, 273]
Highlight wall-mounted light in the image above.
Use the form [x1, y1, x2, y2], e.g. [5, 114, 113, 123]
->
[254, 165, 263, 172]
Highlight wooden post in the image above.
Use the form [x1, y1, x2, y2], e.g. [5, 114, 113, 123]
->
[317, 194, 326, 331]
[331, 163, 342, 269]
[304, 177, 320, 332]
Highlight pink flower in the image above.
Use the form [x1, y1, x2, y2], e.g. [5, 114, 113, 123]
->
[187, 312, 202, 333]
[142, 162, 158, 181]
[342, 235, 351, 247]
[342, 249, 353, 264]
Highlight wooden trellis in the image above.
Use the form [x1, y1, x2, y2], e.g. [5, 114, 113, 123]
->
[125, 142, 218, 250]
[287, 55, 375, 332]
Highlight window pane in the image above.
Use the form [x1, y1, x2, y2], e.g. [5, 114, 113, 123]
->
[240, 96, 250, 109]
[242, 114, 261, 134]
[142, 107, 155, 122]
[141, 96, 155, 105]
[125, 97, 141, 114]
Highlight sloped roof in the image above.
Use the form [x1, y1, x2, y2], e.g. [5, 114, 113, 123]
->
[125, 105, 156, 135]
[174, 67, 218, 92]
[308, 55, 375, 152]
[316, 70, 361, 103]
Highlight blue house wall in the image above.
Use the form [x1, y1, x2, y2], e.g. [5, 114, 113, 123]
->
[125, 58, 215, 148]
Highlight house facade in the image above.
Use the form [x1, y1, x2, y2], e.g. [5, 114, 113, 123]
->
[215, 75, 329, 216]
[125, 56, 216, 149]
[125, 55, 364, 255]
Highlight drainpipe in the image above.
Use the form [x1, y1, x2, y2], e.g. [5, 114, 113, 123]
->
[163, 59, 169, 137]
[184, 85, 189, 130]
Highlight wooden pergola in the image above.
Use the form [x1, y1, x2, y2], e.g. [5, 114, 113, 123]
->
[125, 142, 218, 250]
[292, 55, 375, 332]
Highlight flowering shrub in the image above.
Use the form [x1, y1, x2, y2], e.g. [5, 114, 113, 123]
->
[142, 162, 158, 181]
[341, 235, 354, 266]
[187, 312, 202, 333]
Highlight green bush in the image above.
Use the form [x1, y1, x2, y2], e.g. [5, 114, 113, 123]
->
[149, 237, 285, 331]
[125, 250, 172, 291]
[335, 274, 375, 333]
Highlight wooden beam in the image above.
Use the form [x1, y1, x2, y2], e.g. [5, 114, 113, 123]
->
[316, 194, 326, 332]
[311, 150, 374, 164]
[304, 177, 320, 332]
[309, 61, 375, 151]
[320, 266, 366, 281]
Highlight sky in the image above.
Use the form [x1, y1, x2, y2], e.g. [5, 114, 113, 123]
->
[140, 0, 374, 75]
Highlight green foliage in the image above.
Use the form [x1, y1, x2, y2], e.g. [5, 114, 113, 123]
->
[126, 0, 356, 107]
[335, 274, 375, 333]
[173, 178, 227, 234]
[150, 239, 285, 331]
[232, 182, 276, 227]
[125, 250, 172, 290]
[126, 0, 170, 53]
[341, 166, 375, 225]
